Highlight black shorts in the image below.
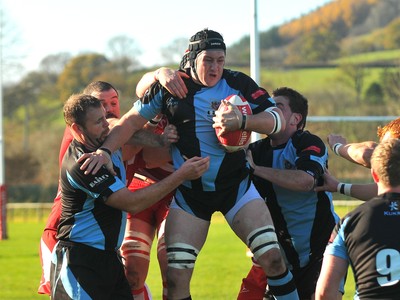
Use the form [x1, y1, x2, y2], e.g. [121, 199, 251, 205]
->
[51, 241, 131, 300]
[291, 256, 323, 300]
[175, 177, 251, 221]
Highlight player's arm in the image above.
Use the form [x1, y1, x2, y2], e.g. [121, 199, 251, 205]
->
[314, 171, 378, 201]
[315, 254, 348, 300]
[246, 150, 315, 192]
[136, 67, 189, 99]
[78, 108, 149, 174]
[327, 134, 377, 168]
[213, 102, 285, 136]
[105, 156, 209, 213]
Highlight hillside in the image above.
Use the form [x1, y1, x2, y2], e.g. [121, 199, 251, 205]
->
[227, 0, 400, 66]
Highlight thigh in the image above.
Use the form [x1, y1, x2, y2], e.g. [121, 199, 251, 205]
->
[125, 217, 156, 239]
[165, 207, 210, 250]
[231, 198, 273, 244]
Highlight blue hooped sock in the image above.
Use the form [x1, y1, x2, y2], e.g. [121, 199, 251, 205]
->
[267, 269, 299, 300]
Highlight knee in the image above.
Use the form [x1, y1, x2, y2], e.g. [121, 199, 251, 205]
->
[258, 248, 285, 274]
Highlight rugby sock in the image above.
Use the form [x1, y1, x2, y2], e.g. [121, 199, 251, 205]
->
[267, 269, 299, 300]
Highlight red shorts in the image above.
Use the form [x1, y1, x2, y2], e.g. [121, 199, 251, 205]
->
[126, 177, 173, 225]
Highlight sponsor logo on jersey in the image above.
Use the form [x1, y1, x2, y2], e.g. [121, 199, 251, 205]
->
[89, 174, 110, 188]
[384, 201, 400, 216]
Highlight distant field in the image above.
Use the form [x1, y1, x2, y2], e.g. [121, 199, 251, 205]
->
[334, 49, 400, 64]
[0, 206, 357, 299]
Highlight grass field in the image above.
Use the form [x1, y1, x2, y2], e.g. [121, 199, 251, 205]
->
[0, 206, 356, 300]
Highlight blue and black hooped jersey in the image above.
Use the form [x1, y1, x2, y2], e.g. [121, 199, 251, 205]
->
[248, 130, 339, 269]
[57, 140, 127, 251]
[327, 193, 400, 299]
[134, 69, 275, 192]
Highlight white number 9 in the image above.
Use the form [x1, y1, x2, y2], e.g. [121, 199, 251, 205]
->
[376, 249, 400, 286]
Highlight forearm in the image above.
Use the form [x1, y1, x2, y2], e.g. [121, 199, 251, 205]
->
[348, 182, 378, 201]
[103, 109, 147, 152]
[108, 168, 185, 214]
[136, 69, 158, 98]
[253, 167, 315, 191]
[244, 109, 285, 135]
[127, 129, 165, 147]
[335, 141, 376, 168]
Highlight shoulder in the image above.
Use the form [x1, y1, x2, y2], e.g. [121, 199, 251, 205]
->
[222, 69, 254, 82]
[249, 138, 271, 162]
[249, 137, 270, 151]
[292, 130, 326, 152]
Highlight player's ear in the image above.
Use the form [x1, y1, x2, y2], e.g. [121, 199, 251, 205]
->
[291, 112, 302, 127]
[371, 168, 379, 183]
[70, 122, 83, 135]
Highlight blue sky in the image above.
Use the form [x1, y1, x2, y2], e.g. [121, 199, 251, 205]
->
[2, 0, 332, 75]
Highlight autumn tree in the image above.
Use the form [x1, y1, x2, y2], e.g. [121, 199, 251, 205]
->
[57, 53, 110, 101]
[286, 29, 340, 64]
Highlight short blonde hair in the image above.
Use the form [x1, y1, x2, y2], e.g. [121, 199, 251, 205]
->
[371, 139, 400, 187]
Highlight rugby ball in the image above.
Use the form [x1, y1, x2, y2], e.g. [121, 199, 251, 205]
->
[215, 95, 252, 152]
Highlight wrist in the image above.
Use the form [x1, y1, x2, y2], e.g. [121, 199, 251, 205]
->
[148, 116, 162, 127]
[240, 114, 247, 130]
[99, 147, 111, 156]
[332, 143, 343, 156]
[336, 182, 352, 196]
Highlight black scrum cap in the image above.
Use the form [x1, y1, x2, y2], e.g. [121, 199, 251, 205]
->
[188, 28, 226, 72]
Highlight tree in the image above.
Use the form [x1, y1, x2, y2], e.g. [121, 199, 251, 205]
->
[286, 28, 340, 64]
[107, 35, 141, 73]
[0, 7, 25, 83]
[381, 66, 400, 101]
[57, 53, 110, 101]
[39, 52, 72, 75]
[364, 82, 384, 105]
[160, 37, 187, 65]
[339, 62, 367, 104]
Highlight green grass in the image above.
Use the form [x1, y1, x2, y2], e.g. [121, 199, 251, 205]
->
[0, 207, 357, 299]
[333, 49, 400, 64]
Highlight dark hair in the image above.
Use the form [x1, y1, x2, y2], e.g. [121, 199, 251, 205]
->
[83, 81, 119, 96]
[371, 138, 400, 187]
[272, 87, 308, 129]
[63, 94, 102, 127]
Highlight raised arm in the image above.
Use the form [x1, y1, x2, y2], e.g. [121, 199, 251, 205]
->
[136, 67, 189, 99]
[327, 134, 377, 168]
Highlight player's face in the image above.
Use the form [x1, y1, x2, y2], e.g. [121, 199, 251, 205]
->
[274, 96, 294, 124]
[80, 106, 110, 149]
[91, 89, 120, 119]
[194, 50, 225, 87]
